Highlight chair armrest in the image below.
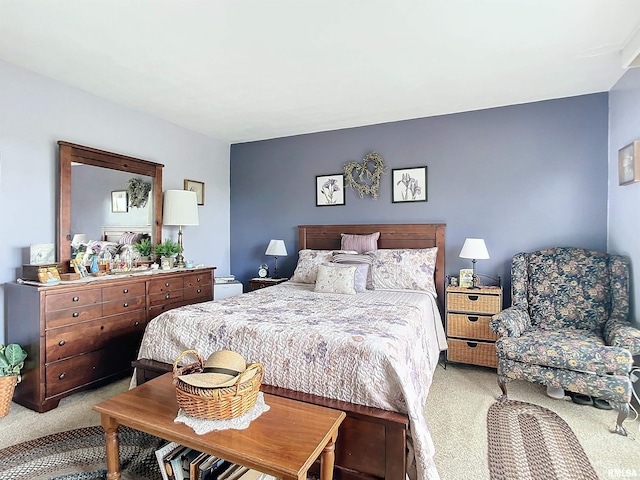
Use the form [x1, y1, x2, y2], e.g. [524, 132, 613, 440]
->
[490, 306, 531, 338]
[603, 317, 640, 355]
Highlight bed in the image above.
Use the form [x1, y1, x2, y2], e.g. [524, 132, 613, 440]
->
[133, 223, 446, 480]
[100, 225, 152, 243]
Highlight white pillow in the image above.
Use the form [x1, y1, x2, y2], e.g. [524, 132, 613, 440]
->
[370, 248, 438, 294]
[322, 262, 369, 293]
[291, 249, 356, 284]
[314, 264, 357, 295]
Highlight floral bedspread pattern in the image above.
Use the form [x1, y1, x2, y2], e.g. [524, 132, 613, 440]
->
[137, 282, 447, 480]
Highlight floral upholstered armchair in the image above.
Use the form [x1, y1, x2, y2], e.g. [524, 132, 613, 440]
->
[490, 247, 640, 435]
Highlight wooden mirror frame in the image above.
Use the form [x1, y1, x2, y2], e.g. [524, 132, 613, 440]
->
[56, 141, 164, 270]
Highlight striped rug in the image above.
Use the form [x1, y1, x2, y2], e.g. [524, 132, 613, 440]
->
[0, 425, 164, 480]
[487, 399, 599, 480]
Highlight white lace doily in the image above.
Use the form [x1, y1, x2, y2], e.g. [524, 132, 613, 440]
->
[174, 392, 270, 434]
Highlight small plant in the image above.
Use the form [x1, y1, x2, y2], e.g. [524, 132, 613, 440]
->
[133, 238, 152, 257]
[0, 343, 27, 382]
[154, 238, 182, 257]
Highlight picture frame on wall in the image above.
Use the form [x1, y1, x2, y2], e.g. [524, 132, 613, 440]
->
[184, 179, 205, 205]
[111, 190, 128, 213]
[392, 166, 428, 203]
[316, 173, 345, 206]
[618, 141, 640, 186]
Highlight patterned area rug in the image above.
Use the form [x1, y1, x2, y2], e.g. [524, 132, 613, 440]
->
[487, 399, 599, 480]
[0, 425, 165, 480]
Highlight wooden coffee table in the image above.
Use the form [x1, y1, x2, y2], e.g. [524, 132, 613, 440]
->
[93, 373, 345, 480]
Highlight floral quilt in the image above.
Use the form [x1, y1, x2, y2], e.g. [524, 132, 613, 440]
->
[136, 281, 447, 480]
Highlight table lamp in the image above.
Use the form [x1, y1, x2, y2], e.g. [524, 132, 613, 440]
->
[265, 239, 287, 278]
[459, 238, 489, 289]
[163, 190, 199, 268]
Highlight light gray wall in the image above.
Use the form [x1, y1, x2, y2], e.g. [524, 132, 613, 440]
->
[0, 60, 231, 344]
[230, 94, 610, 302]
[608, 67, 640, 328]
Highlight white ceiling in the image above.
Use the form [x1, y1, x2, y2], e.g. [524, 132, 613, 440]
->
[1, 0, 640, 144]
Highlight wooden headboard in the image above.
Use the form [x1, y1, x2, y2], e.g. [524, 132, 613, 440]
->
[298, 223, 446, 317]
[101, 225, 153, 243]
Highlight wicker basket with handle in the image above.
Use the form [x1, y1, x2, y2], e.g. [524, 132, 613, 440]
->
[172, 350, 263, 420]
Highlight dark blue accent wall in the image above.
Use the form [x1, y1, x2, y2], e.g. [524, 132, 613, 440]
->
[230, 93, 609, 301]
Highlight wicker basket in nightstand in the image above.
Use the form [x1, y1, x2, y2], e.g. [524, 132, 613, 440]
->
[446, 285, 502, 368]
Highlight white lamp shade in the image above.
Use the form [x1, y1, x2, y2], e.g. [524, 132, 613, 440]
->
[265, 239, 287, 256]
[163, 190, 199, 226]
[459, 238, 490, 260]
[71, 234, 87, 247]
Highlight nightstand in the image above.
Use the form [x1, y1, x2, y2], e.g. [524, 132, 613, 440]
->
[446, 285, 502, 368]
[248, 277, 288, 292]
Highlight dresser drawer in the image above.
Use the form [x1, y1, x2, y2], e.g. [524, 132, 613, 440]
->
[447, 338, 497, 368]
[45, 310, 146, 362]
[184, 285, 212, 302]
[148, 290, 184, 308]
[103, 296, 146, 316]
[45, 347, 132, 397]
[148, 277, 184, 294]
[46, 304, 103, 329]
[447, 292, 501, 314]
[45, 289, 101, 311]
[102, 283, 145, 302]
[447, 313, 498, 341]
[184, 271, 212, 289]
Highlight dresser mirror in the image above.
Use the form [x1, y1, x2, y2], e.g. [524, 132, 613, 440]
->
[56, 141, 164, 269]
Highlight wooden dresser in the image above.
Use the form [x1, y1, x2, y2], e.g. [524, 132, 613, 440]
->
[5, 267, 215, 412]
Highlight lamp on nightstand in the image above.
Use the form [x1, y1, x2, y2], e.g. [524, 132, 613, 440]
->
[459, 238, 489, 289]
[163, 190, 199, 268]
[265, 239, 287, 278]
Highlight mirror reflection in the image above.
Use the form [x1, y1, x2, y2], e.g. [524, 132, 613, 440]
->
[71, 164, 153, 241]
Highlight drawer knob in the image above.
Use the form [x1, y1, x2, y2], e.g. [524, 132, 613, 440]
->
[100, 325, 104, 330]
[58, 373, 65, 380]
[123, 289, 129, 294]
[58, 340, 66, 346]
[123, 302, 129, 307]
[467, 316, 479, 323]
[72, 296, 79, 302]
[197, 288, 201, 294]
[165, 282, 170, 287]
[197, 278, 201, 282]
[72, 312, 79, 318]
[467, 342, 478, 348]
[134, 321, 140, 326]
[165, 294, 170, 299]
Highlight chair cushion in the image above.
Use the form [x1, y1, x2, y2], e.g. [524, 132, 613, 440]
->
[522, 248, 612, 331]
[496, 328, 633, 375]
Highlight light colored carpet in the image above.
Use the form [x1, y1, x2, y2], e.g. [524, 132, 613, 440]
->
[1, 366, 638, 480]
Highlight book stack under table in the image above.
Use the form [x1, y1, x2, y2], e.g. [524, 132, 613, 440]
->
[156, 441, 269, 480]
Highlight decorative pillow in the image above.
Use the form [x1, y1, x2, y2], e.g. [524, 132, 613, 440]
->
[341, 232, 380, 254]
[332, 252, 375, 290]
[322, 262, 369, 293]
[370, 248, 438, 294]
[314, 264, 357, 295]
[119, 232, 143, 245]
[291, 249, 357, 284]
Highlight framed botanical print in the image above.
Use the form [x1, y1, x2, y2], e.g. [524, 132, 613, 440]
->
[111, 191, 128, 213]
[316, 174, 345, 206]
[618, 141, 640, 186]
[392, 166, 427, 203]
[184, 179, 205, 205]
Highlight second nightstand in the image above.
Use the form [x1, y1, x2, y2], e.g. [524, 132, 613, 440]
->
[446, 285, 502, 368]
[248, 277, 288, 292]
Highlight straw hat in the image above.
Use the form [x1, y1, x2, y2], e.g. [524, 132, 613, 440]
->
[178, 350, 249, 388]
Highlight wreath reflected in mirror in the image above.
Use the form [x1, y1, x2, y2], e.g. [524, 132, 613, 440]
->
[127, 178, 152, 208]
